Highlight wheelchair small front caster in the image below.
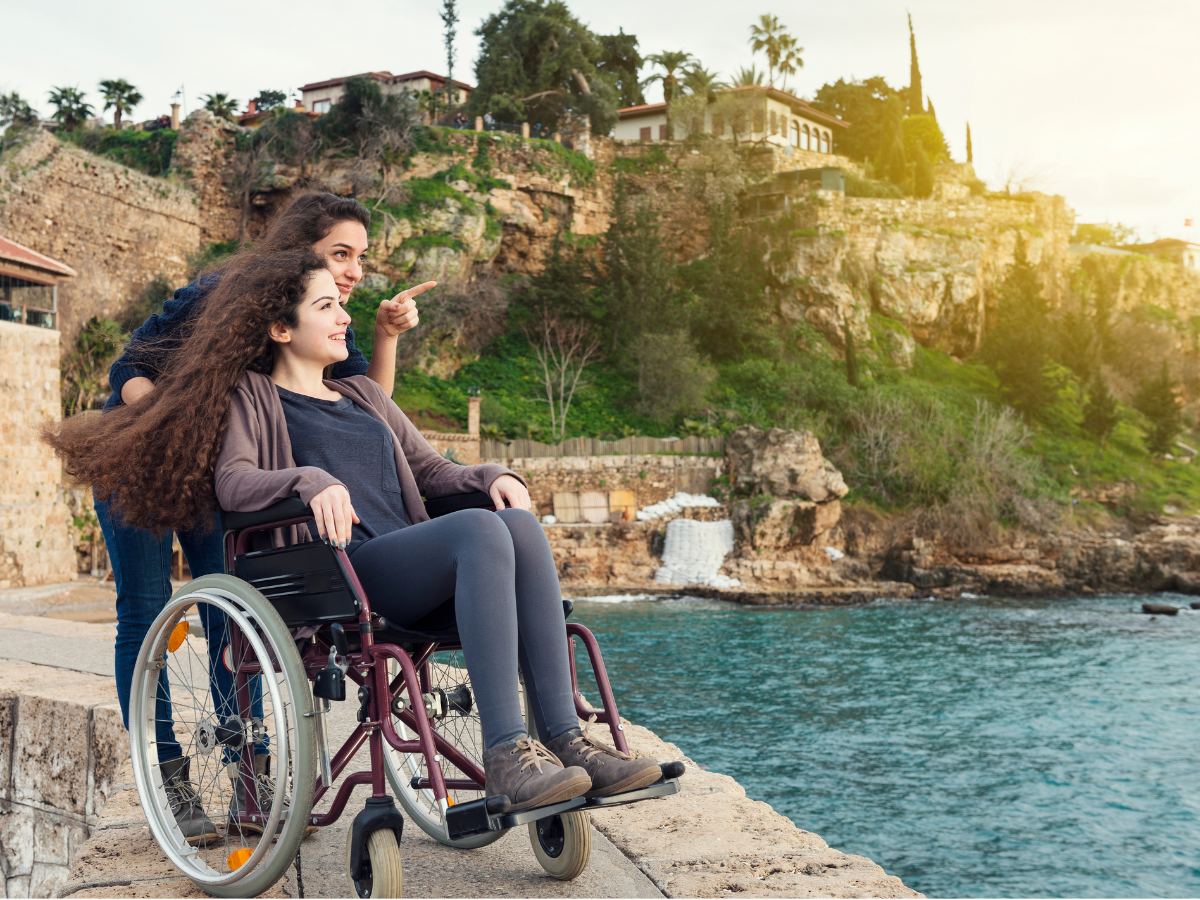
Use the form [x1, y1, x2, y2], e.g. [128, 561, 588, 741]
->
[345, 825, 403, 898]
[528, 809, 591, 881]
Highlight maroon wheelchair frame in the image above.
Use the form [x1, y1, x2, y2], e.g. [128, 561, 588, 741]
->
[220, 512, 631, 831]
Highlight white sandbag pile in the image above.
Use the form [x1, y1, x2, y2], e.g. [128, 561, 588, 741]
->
[654, 518, 740, 589]
[636, 491, 721, 521]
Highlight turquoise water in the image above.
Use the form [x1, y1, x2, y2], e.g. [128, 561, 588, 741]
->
[570, 594, 1200, 898]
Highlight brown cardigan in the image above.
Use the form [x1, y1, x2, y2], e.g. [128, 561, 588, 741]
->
[214, 372, 520, 542]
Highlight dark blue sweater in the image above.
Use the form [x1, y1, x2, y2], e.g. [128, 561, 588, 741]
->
[105, 275, 370, 409]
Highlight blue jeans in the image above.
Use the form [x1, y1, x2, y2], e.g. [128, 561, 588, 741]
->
[97, 499, 265, 763]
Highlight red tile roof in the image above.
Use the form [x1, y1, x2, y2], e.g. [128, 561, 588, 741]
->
[617, 101, 668, 118]
[0, 236, 76, 278]
[618, 87, 848, 129]
[299, 70, 473, 93]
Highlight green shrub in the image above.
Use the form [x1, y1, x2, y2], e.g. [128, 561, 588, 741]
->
[844, 172, 903, 199]
[61, 128, 178, 177]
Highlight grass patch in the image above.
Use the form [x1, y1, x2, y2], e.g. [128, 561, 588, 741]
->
[61, 128, 178, 178]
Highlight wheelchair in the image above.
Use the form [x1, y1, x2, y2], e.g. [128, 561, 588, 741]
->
[127, 491, 683, 897]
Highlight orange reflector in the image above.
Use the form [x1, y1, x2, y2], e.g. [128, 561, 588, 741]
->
[227, 848, 252, 870]
[446, 797, 456, 806]
[167, 621, 189, 653]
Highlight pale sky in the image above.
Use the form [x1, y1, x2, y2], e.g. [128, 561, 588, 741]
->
[5, 0, 1197, 243]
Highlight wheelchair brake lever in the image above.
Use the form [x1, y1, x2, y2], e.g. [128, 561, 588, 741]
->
[329, 622, 350, 673]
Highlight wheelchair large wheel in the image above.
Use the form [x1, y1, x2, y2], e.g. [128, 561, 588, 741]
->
[383, 649, 516, 848]
[128, 575, 317, 898]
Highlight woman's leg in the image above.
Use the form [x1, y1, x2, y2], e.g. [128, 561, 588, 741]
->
[96, 498, 184, 762]
[349, 508, 527, 749]
[495, 508, 579, 742]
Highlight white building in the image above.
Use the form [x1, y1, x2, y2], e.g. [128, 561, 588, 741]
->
[615, 85, 847, 153]
[298, 70, 472, 117]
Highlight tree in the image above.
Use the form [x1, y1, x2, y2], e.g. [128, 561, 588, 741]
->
[630, 329, 715, 421]
[811, 76, 900, 162]
[252, 89, 287, 112]
[1134, 361, 1183, 455]
[467, 0, 618, 135]
[523, 308, 601, 442]
[599, 180, 677, 353]
[748, 14, 802, 88]
[907, 12, 923, 114]
[913, 143, 934, 198]
[1081, 376, 1120, 440]
[201, 93, 239, 120]
[876, 96, 907, 187]
[643, 50, 694, 138]
[46, 86, 93, 131]
[682, 65, 726, 103]
[0, 92, 39, 148]
[683, 201, 765, 361]
[317, 76, 418, 201]
[441, 0, 459, 115]
[966, 122, 973, 163]
[902, 113, 950, 164]
[731, 65, 765, 87]
[99, 79, 142, 130]
[1072, 222, 1138, 247]
[61, 317, 127, 416]
[981, 236, 1058, 418]
[598, 30, 645, 108]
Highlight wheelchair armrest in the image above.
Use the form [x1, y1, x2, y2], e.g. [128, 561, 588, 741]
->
[223, 496, 313, 533]
[423, 490, 498, 519]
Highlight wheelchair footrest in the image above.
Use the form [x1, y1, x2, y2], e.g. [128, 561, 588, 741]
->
[445, 795, 587, 840]
[583, 776, 681, 809]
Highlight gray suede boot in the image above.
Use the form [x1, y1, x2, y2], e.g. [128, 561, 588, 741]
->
[483, 736, 592, 812]
[227, 754, 318, 837]
[546, 717, 663, 797]
[160, 756, 218, 846]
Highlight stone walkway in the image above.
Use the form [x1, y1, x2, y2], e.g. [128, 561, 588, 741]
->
[0, 582, 921, 898]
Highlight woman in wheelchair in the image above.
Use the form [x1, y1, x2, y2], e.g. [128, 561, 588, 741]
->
[51, 248, 663, 827]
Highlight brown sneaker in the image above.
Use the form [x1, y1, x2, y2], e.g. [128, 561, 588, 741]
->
[483, 736, 592, 812]
[546, 717, 663, 798]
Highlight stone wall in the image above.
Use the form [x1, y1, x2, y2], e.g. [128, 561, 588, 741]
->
[0, 654, 126, 898]
[486, 453, 723, 520]
[0, 132, 202, 345]
[0, 321, 75, 588]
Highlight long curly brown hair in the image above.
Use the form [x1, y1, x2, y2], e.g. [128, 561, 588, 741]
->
[45, 249, 326, 534]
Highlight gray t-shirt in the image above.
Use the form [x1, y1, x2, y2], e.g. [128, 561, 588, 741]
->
[277, 386, 408, 550]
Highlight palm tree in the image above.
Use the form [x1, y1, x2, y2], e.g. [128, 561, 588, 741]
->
[748, 14, 801, 88]
[201, 93, 239, 121]
[0, 92, 39, 130]
[642, 50, 696, 139]
[775, 34, 804, 92]
[99, 79, 143, 130]
[731, 65, 765, 88]
[683, 65, 726, 103]
[46, 87, 94, 131]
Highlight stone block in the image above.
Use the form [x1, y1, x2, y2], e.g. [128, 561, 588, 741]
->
[0, 800, 33, 879]
[88, 705, 128, 821]
[12, 684, 116, 818]
[29, 860, 68, 898]
[65, 826, 190, 888]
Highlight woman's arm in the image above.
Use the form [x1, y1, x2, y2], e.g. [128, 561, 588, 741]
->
[109, 278, 211, 406]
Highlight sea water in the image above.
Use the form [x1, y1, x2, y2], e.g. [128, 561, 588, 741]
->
[571, 594, 1200, 898]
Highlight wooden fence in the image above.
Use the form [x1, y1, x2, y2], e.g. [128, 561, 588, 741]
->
[481, 435, 725, 459]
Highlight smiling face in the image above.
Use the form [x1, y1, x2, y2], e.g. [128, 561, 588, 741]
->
[312, 220, 369, 298]
[268, 269, 351, 369]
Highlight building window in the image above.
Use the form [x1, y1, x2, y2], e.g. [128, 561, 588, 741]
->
[312, 99, 330, 114]
[790, 121, 800, 147]
[734, 110, 747, 136]
[691, 116, 703, 136]
[0, 274, 56, 329]
[769, 110, 777, 135]
[752, 109, 764, 133]
[639, 126, 651, 141]
[713, 115, 725, 137]
[801, 124, 810, 150]
[821, 132, 830, 153]
[658, 123, 668, 141]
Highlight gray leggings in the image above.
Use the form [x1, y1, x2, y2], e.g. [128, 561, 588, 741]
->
[349, 507, 577, 749]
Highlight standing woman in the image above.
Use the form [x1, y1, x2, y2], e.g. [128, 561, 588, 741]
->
[96, 192, 431, 842]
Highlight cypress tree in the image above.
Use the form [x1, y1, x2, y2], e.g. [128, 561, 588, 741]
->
[1134, 361, 1183, 455]
[913, 144, 934, 198]
[927, 97, 936, 122]
[1082, 376, 1120, 440]
[966, 122, 973, 163]
[844, 319, 860, 387]
[907, 13, 923, 114]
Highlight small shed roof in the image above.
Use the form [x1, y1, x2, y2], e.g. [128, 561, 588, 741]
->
[0, 236, 76, 280]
